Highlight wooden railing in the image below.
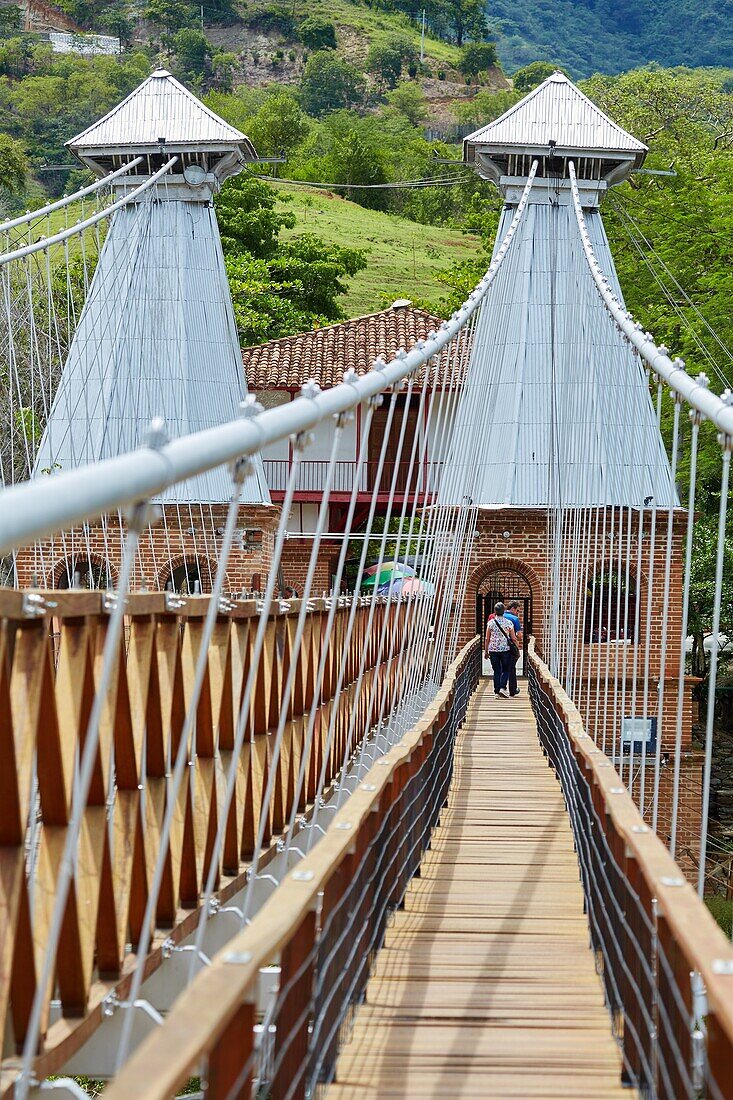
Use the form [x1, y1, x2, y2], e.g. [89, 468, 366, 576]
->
[527, 639, 733, 1098]
[0, 590, 409, 1090]
[102, 636, 481, 1099]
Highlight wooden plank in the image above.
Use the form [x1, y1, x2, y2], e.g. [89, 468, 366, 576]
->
[325, 684, 628, 1099]
[101, 639, 473, 1100]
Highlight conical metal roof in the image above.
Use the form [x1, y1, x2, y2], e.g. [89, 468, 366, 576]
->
[33, 197, 271, 505]
[67, 68, 256, 157]
[464, 71, 646, 163]
[440, 201, 674, 509]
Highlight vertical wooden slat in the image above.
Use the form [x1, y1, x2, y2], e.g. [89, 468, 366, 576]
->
[272, 910, 316, 1100]
[206, 1000, 255, 1100]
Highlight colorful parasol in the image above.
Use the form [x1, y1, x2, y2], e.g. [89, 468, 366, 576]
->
[361, 561, 416, 588]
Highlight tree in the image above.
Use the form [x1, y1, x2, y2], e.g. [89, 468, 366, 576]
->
[143, 0, 195, 35]
[298, 15, 337, 50]
[299, 52, 366, 116]
[0, 133, 28, 195]
[173, 28, 210, 80]
[385, 83, 428, 126]
[58, 0, 133, 38]
[513, 61, 566, 92]
[248, 91, 310, 155]
[97, 4, 134, 43]
[0, 36, 53, 79]
[443, 0, 487, 46]
[216, 175, 294, 259]
[454, 88, 521, 129]
[247, 2, 296, 36]
[0, 5, 21, 33]
[365, 36, 416, 91]
[268, 234, 366, 318]
[211, 51, 237, 91]
[458, 42, 498, 78]
[202, 0, 238, 23]
[215, 176, 365, 344]
[689, 517, 733, 678]
[326, 126, 389, 208]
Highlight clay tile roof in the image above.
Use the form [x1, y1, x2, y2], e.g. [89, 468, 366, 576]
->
[242, 303, 472, 391]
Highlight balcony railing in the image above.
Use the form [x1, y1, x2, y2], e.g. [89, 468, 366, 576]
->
[263, 459, 446, 495]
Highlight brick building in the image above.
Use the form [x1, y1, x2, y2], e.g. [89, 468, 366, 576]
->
[242, 73, 702, 862]
[243, 300, 470, 595]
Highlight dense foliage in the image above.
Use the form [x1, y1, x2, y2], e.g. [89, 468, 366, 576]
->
[215, 176, 366, 343]
[488, 0, 733, 77]
[0, 44, 152, 193]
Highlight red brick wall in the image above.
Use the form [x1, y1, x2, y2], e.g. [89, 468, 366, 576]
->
[15, 504, 278, 595]
[454, 507, 700, 873]
[279, 541, 338, 597]
[457, 509, 686, 667]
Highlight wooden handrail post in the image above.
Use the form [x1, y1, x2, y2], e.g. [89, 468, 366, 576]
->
[272, 909, 317, 1100]
[656, 912, 692, 1100]
[206, 1000, 255, 1100]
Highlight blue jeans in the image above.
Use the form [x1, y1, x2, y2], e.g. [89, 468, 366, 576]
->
[489, 650, 511, 694]
[508, 651, 519, 695]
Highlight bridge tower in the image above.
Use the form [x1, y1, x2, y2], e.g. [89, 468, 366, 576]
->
[16, 69, 275, 594]
[459, 72, 701, 857]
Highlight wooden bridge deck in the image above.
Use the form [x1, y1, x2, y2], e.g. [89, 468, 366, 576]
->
[326, 682, 628, 1099]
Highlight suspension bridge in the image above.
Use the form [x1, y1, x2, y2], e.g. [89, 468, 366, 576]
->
[0, 66, 731, 1099]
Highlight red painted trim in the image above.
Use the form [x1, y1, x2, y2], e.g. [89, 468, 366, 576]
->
[270, 490, 436, 506]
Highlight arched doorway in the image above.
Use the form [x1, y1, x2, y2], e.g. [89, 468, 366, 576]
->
[476, 568, 533, 666]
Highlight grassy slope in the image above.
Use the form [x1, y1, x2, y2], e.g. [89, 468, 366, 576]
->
[240, 0, 461, 68]
[31, 181, 483, 319]
[276, 182, 483, 316]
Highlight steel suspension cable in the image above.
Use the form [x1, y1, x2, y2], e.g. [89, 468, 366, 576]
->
[0, 157, 144, 239]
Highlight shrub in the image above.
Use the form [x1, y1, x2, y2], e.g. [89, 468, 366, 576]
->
[365, 34, 416, 90]
[437, 69, 445, 80]
[249, 3, 296, 37]
[298, 15, 337, 50]
[512, 60, 566, 93]
[299, 51, 366, 115]
[458, 41, 498, 78]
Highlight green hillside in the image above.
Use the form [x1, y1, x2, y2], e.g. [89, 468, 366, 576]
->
[489, 0, 733, 77]
[276, 183, 483, 315]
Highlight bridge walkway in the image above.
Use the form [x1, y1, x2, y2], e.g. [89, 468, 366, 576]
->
[326, 681, 628, 1098]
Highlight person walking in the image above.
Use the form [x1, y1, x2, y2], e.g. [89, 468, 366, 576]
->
[505, 599, 523, 697]
[484, 601, 519, 698]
